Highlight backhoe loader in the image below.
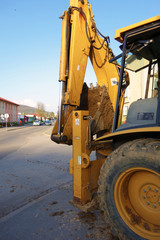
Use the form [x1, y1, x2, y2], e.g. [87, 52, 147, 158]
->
[51, 0, 160, 239]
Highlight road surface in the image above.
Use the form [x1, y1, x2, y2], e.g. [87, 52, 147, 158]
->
[0, 125, 118, 240]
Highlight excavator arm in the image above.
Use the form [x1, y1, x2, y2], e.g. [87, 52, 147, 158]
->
[51, 0, 122, 145]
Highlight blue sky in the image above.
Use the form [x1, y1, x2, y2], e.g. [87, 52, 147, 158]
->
[0, 0, 160, 113]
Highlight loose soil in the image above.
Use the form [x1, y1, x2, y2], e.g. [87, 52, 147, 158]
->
[88, 84, 114, 134]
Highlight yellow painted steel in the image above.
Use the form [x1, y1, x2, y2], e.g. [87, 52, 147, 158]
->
[59, 0, 119, 108]
[55, 0, 120, 144]
[114, 167, 160, 239]
[66, 6, 90, 105]
[70, 0, 85, 7]
[95, 127, 160, 142]
[72, 110, 106, 204]
[72, 110, 92, 203]
[72, 110, 90, 202]
[115, 15, 160, 43]
[59, 11, 68, 82]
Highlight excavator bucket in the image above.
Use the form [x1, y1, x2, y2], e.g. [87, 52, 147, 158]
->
[88, 84, 114, 135]
[51, 83, 114, 145]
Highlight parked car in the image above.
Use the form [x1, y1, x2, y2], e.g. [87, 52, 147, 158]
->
[33, 120, 41, 126]
[50, 119, 56, 125]
[44, 120, 51, 126]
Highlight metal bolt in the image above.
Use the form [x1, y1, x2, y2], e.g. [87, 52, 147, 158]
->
[143, 189, 146, 193]
[154, 189, 158, 192]
[146, 201, 150, 205]
[158, 202, 160, 206]
[142, 195, 146, 199]
[148, 186, 151, 190]
[152, 204, 157, 208]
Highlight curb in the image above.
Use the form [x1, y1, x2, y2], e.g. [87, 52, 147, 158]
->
[0, 125, 33, 132]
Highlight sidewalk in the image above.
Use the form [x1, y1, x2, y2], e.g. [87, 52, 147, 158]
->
[0, 123, 33, 132]
[0, 124, 53, 138]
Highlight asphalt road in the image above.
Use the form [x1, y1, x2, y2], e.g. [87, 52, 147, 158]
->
[0, 125, 118, 240]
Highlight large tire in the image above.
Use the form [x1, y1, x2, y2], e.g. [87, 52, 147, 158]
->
[98, 138, 160, 240]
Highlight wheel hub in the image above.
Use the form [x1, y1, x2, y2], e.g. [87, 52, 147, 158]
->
[140, 184, 160, 209]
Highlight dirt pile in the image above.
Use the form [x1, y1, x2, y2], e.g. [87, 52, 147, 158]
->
[88, 84, 114, 134]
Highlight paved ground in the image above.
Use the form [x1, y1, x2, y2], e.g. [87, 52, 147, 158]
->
[0, 125, 118, 240]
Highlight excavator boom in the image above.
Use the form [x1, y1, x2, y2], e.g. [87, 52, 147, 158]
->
[51, 0, 123, 145]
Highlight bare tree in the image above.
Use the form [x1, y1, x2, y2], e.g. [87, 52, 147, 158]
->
[36, 102, 46, 120]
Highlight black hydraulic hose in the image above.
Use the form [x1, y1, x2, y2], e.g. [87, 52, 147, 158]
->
[68, 6, 109, 50]
[88, 5, 110, 47]
[66, 8, 72, 76]
[92, 46, 108, 68]
[67, 6, 111, 68]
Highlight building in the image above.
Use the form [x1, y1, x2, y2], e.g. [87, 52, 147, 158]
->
[0, 97, 19, 122]
[25, 114, 36, 123]
[18, 114, 29, 124]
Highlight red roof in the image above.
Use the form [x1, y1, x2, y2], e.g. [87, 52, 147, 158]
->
[0, 97, 19, 106]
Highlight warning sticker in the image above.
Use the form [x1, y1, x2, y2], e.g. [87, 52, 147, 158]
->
[78, 156, 81, 165]
[75, 137, 80, 140]
[77, 65, 80, 71]
[75, 119, 79, 126]
[111, 78, 117, 86]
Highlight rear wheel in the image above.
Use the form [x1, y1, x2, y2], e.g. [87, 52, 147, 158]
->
[98, 139, 160, 240]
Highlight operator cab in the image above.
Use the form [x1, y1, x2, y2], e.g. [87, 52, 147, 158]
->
[111, 16, 160, 132]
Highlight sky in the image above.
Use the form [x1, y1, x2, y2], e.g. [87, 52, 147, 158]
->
[0, 0, 160, 113]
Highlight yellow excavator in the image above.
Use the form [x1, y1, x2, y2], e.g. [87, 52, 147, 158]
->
[51, 0, 160, 239]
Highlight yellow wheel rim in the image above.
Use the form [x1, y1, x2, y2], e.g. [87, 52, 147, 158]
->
[114, 168, 160, 240]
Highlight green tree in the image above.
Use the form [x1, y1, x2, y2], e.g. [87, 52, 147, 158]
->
[49, 112, 55, 119]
